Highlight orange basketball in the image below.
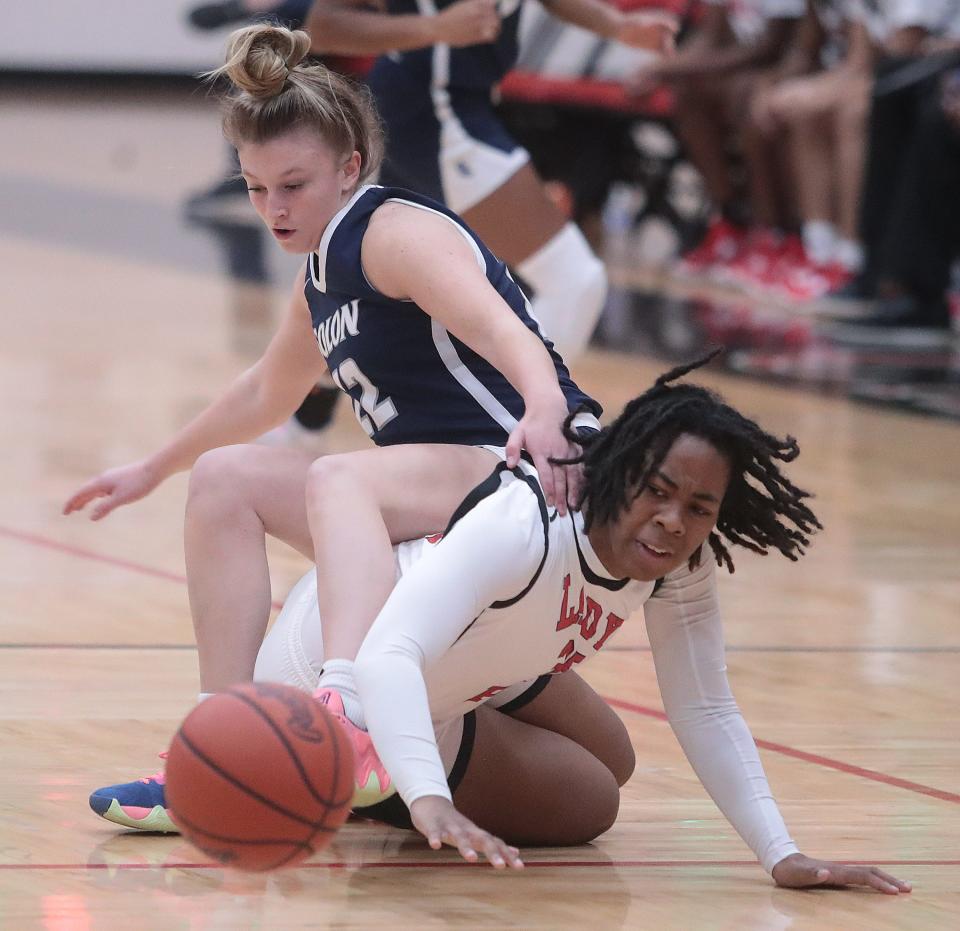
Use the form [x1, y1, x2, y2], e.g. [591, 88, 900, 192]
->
[165, 682, 355, 872]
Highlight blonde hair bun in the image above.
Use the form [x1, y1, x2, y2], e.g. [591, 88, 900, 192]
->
[219, 25, 312, 99]
[211, 25, 384, 184]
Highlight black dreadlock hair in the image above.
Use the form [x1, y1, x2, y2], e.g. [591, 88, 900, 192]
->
[558, 349, 822, 573]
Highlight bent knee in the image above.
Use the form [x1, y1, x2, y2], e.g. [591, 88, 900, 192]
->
[593, 776, 621, 839]
[305, 452, 350, 487]
[305, 453, 362, 508]
[588, 706, 636, 787]
[188, 446, 258, 503]
[609, 735, 636, 788]
[555, 770, 621, 845]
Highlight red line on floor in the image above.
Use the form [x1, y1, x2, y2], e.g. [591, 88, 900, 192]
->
[604, 696, 960, 805]
[0, 859, 955, 872]
[0, 525, 284, 611]
[5, 524, 958, 807]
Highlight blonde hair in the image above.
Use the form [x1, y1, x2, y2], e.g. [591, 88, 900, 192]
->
[208, 25, 383, 183]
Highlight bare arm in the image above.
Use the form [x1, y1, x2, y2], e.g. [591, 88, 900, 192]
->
[148, 274, 328, 477]
[539, 0, 678, 50]
[353, 478, 541, 867]
[362, 204, 565, 413]
[652, 14, 800, 80]
[64, 270, 327, 519]
[305, 0, 501, 56]
[539, 0, 640, 39]
[360, 202, 579, 510]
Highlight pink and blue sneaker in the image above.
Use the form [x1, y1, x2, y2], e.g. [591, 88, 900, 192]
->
[313, 688, 396, 808]
[88, 752, 178, 833]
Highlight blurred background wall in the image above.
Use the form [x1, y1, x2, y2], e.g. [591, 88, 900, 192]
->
[0, 1, 222, 73]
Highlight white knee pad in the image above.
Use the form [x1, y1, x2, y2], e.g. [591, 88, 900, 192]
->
[253, 570, 323, 690]
[516, 222, 608, 362]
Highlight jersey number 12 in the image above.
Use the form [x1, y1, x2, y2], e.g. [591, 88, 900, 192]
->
[331, 358, 398, 438]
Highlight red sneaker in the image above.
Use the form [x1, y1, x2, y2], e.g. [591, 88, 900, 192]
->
[773, 260, 853, 303]
[674, 218, 747, 279]
[719, 229, 788, 290]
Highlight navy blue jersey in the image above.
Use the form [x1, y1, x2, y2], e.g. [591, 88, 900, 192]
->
[382, 0, 523, 90]
[304, 185, 601, 447]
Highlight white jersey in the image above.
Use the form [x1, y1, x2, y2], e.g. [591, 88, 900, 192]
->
[383, 466, 654, 720]
[851, 0, 960, 42]
[335, 463, 797, 873]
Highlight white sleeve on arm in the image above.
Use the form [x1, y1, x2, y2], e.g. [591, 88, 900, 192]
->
[353, 478, 546, 809]
[644, 559, 799, 874]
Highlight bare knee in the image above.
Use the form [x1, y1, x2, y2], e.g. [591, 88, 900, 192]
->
[305, 453, 363, 515]
[492, 763, 621, 847]
[457, 705, 627, 847]
[187, 446, 258, 517]
[569, 768, 620, 844]
[579, 704, 636, 788]
[507, 673, 636, 787]
[607, 724, 636, 788]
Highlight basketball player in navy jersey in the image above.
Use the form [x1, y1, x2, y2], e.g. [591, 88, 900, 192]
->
[305, 0, 677, 360]
[64, 25, 600, 830]
[257, 354, 909, 893]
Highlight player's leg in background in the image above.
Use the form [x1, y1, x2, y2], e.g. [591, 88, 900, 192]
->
[722, 69, 804, 291]
[185, 444, 316, 691]
[669, 72, 750, 275]
[367, 65, 606, 362]
[671, 73, 742, 225]
[783, 89, 837, 266]
[461, 162, 608, 362]
[833, 73, 872, 275]
[735, 71, 797, 237]
[453, 700, 622, 846]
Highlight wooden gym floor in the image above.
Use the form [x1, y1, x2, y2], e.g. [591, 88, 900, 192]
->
[0, 82, 958, 930]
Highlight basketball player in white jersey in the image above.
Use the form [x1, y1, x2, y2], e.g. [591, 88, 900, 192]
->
[254, 354, 912, 894]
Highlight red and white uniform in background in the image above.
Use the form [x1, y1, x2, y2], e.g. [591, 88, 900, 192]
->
[256, 463, 799, 873]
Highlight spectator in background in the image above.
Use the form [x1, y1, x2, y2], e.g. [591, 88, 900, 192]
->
[750, 0, 876, 302]
[632, 0, 807, 283]
[822, 0, 960, 345]
[823, 67, 960, 345]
